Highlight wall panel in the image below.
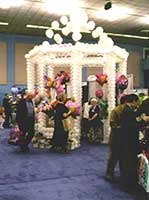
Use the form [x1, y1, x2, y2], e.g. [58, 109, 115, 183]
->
[0, 42, 7, 84]
[127, 51, 140, 87]
[15, 43, 34, 84]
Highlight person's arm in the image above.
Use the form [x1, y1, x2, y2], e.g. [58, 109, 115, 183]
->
[63, 110, 72, 118]
[88, 113, 98, 121]
[110, 110, 118, 128]
[63, 108, 75, 118]
[89, 105, 99, 121]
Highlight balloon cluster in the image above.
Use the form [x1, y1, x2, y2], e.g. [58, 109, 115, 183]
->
[116, 74, 128, 90]
[54, 71, 70, 95]
[43, 75, 53, 89]
[43, 71, 70, 95]
[95, 72, 108, 86]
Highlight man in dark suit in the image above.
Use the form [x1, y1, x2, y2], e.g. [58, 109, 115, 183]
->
[16, 91, 35, 152]
[119, 94, 149, 192]
[105, 95, 128, 182]
[3, 93, 12, 128]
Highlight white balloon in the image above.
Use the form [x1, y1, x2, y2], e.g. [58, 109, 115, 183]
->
[105, 37, 114, 47]
[92, 30, 99, 38]
[60, 16, 68, 25]
[62, 27, 70, 36]
[57, 36, 63, 44]
[100, 32, 108, 41]
[54, 33, 61, 41]
[79, 9, 88, 24]
[51, 20, 59, 29]
[45, 29, 54, 38]
[95, 26, 103, 35]
[87, 21, 95, 31]
[72, 32, 82, 41]
[42, 41, 50, 47]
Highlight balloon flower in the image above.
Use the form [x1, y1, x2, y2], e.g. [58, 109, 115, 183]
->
[95, 88, 103, 98]
[95, 72, 108, 86]
[54, 71, 70, 88]
[56, 85, 64, 95]
[43, 75, 53, 89]
[116, 74, 128, 90]
[65, 100, 80, 116]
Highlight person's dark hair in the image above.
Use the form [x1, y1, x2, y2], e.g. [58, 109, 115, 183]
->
[126, 94, 138, 103]
[120, 95, 128, 104]
[138, 97, 149, 115]
[56, 93, 67, 102]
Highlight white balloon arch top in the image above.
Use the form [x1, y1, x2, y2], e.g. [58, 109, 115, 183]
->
[25, 40, 128, 148]
[45, 9, 114, 46]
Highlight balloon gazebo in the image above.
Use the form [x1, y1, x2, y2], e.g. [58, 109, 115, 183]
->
[25, 11, 129, 150]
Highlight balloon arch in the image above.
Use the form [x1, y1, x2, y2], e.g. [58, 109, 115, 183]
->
[25, 41, 128, 149]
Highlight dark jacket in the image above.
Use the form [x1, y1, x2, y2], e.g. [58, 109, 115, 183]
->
[16, 98, 34, 123]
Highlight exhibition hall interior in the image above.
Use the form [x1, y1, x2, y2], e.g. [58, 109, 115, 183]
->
[0, 0, 149, 200]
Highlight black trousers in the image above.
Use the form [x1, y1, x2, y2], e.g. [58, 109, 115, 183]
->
[18, 117, 35, 148]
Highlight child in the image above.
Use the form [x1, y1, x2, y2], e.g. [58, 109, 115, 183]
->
[0, 106, 5, 129]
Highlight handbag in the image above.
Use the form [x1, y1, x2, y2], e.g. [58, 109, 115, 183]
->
[62, 116, 73, 132]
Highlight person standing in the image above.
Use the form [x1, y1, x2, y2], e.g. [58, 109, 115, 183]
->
[16, 91, 35, 152]
[81, 100, 92, 141]
[87, 98, 102, 143]
[105, 95, 128, 181]
[119, 94, 149, 192]
[3, 93, 12, 128]
[50, 93, 73, 153]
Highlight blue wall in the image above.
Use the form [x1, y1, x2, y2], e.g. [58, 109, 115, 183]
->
[116, 43, 149, 88]
[0, 33, 148, 104]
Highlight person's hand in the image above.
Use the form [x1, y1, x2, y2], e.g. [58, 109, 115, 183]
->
[143, 116, 149, 122]
[69, 107, 75, 113]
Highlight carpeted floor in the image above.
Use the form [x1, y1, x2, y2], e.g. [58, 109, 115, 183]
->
[0, 129, 148, 200]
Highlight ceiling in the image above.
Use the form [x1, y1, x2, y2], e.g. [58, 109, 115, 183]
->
[0, 0, 149, 46]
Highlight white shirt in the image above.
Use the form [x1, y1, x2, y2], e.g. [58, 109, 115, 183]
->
[83, 102, 91, 119]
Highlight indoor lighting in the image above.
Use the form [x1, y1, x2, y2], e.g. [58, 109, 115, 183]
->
[141, 30, 149, 33]
[107, 32, 149, 40]
[0, 22, 9, 25]
[0, 0, 24, 9]
[26, 24, 149, 40]
[95, 5, 132, 21]
[26, 24, 50, 29]
[141, 15, 149, 24]
[26, 24, 61, 30]
[42, 0, 81, 15]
